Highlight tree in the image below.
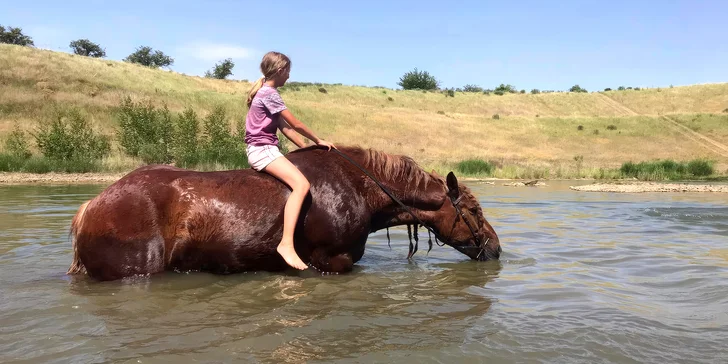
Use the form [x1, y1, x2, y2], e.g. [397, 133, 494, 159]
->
[569, 84, 588, 93]
[124, 46, 174, 68]
[205, 58, 235, 79]
[530, 89, 541, 94]
[69, 39, 106, 58]
[398, 68, 439, 90]
[0, 25, 34, 46]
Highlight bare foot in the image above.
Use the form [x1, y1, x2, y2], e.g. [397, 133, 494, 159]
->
[277, 241, 308, 270]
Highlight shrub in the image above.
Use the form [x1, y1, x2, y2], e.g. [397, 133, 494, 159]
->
[687, 159, 714, 176]
[593, 129, 599, 135]
[462, 84, 483, 93]
[387, 96, 394, 102]
[723, 108, 728, 113]
[606, 125, 617, 130]
[3, 124, 31, 159]
[492, 114, 500, 120]
[618, 86, 626, 91]
[520, 90, 526, 94]
[604, 88, 612, 91]
[124, 46, 174, 68]
[456, 159, 494, 175]
[318, 87, 328, 94]
[445, 89, 455, 97]
[437, 110, 445, 115]
[569, 84, 588, 93]
[199, 106, 247, 168]
[172, 108, 200, 167]
[69, 39, 106, 58]
[34, 108, 110, 162]
[531, 89, 540, 94]
[494, 84, 517, 94]
[398, 68, 439, 90]
[0, 25, 34, 46]
[577, 125, 584, 131]
[204, 58, 234, 79]
[117, 96, 173, 163]
[619, 159, 713, 180]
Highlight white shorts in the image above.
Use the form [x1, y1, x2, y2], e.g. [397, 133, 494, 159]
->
[246, 144, 283, 171]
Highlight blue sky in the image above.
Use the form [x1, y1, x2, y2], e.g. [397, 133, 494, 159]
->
[4, 0, 727, 91]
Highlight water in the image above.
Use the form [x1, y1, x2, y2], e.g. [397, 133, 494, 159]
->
[1, 181, 727, 363]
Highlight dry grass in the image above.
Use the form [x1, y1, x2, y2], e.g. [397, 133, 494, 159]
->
[2, 44, 728, 177]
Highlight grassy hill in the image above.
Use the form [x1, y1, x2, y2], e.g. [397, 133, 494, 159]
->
[2, 43, 728, 178]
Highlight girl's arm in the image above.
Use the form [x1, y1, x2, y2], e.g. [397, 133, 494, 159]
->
[278, 120, 307, 148]
[280, 109, 336, 150]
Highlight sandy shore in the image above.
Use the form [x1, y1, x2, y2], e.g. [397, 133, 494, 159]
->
[570, 182, 728, 193]
[0, 172, 125, 185]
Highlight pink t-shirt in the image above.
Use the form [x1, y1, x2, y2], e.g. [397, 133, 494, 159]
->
[245, 85, 287, 146]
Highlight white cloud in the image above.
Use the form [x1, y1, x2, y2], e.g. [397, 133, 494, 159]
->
[180, 42, 258, 62]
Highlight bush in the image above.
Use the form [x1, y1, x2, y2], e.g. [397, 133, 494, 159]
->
[577, 125, 584, 131]
[3, 124, 31, 159]
[199, 106, 247, 168]
[398, 68, 439, 90]
[723, 108, 728, 113]
[604, 88, 612, 91]
[204, 58, 234, 79]
[69, 39, 106, 58]
[618, 86, 626, 91]
[318, 87, 328, 94]
[444, 89, 455, 97]
[494, 84, 517, 94]
[687, 159, 714, 177]
[569, 85, 588, 93]
[34, 108, 110, 162]
[456, 159, 494, 176]
[124, 46, 174, 68]
[531, 89, 540, 94]
[172, 108, 200, 167]
[492, 114, 500, 120]
[116, 96, 173, 163]
[606, 125, 617, 130]
[620, 159, 713, 180]
[0, 25, 33, 46]
[462, 84, 483, 93]
[437, 110, 445, 115]
[387, 96, 394, 102]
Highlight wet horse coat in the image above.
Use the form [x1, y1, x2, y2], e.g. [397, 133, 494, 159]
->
[68, 146, 501, 281]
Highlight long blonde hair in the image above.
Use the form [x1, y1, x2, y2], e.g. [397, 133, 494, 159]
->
[246, 51, 291, 107]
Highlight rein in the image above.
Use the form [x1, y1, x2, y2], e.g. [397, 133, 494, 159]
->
[331, 148, 486, 259]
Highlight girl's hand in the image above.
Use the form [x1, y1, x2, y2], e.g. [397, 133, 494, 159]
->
[317, 140, 336, 151]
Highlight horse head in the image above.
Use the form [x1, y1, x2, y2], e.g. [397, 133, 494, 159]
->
[430, 171, 501, 261]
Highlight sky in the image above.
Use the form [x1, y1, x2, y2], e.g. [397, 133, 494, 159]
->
[3, 0, 727, 91]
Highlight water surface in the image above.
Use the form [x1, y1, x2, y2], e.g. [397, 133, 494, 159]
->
[1, 181, 727, 363]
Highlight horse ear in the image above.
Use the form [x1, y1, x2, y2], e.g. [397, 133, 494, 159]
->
[446, 172, 459, 198]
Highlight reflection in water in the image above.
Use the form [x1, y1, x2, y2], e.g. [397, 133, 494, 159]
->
[1, 181, 728, 363]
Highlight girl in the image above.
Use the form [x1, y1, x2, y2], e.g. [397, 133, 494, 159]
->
[245, 51, 335, 270]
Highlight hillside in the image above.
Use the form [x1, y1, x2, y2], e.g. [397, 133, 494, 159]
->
[2, 43, 728, 176]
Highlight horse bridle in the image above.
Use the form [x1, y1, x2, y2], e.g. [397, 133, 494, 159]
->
[332, 149, 488, 258]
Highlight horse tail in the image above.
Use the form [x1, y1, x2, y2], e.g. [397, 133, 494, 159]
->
[67, 200, 91, 275]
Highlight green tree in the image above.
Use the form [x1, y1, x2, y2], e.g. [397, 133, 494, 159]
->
[205, 58, 235, 79]
[0, 25, 34, 46]
[124, 46, 174, 68]
[69, 39, 106, 58]
[398, 68, 439, 90]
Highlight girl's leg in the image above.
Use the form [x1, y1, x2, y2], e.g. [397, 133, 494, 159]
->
[262, 156, 310, 270]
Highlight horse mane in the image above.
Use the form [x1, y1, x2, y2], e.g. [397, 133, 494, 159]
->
[290, 145, 445, 194]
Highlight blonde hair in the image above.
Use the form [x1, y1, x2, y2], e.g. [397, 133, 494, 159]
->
[246, 51, 292, 107]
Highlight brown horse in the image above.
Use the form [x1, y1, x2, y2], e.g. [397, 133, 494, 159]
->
[67, 145, 501, 281]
